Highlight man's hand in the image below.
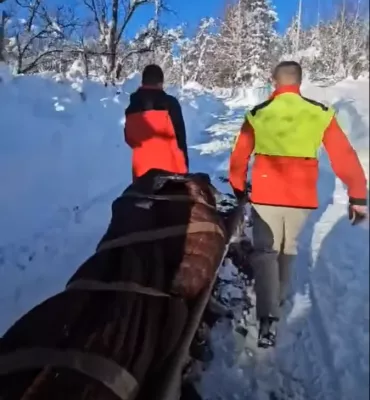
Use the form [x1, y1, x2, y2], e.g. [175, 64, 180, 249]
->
[348, 204, 368, 225]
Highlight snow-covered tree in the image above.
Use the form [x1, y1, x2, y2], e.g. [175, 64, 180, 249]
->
[212, 0, 277, 86]
[277, 0, 369, 82]
[0, 0, 7, 62]
[5, 0, 76, 74]
[280, 15, 299, 58]
[81, 0, 165, 84]
[181, 18, 217, 84]
[243, 0, 278, 85]
[216, 0, 248, 86]
[0, 0, 368, 86]
[137, 26, 185, 85]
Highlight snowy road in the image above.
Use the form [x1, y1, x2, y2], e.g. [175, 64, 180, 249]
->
[0, 73, 368, 400]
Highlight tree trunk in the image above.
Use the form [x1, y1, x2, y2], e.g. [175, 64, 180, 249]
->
[295, 0, 302, 54]
[106, 0, 119, 85]
[0, 11, 6, 62]
[83, 50, 89, 79]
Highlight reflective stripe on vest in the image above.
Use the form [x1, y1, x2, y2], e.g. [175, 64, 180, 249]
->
[247, 93, 335, 158]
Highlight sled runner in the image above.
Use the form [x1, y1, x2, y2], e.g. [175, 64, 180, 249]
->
[0, 170, 244, 400]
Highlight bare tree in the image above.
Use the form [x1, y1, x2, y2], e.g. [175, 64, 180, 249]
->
[0, 0, 7, 62]
[81, 0, 167, 84]
[6, 0, 77, 74]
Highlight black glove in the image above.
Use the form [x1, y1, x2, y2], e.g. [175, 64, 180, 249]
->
[348, 204, 367, 226]
[233, 189, 247, 202]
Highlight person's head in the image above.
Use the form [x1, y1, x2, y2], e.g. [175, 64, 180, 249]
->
[272, 61, 302, 88]
[142, 64, 164, 88]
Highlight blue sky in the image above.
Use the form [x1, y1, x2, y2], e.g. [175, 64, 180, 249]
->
[125, 0, 322, 37]
[63, 0, 342, 39]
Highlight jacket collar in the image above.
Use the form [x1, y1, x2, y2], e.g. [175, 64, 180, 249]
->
[270, 85, 301, 99]
[139, 85, 163, 90]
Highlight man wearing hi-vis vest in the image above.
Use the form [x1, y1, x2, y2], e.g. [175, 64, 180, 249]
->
[229, 61, 368, 349]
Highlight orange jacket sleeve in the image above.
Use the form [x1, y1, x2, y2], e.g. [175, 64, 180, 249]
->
[229, 119, 255, 193]
[323, 117, 367, 205]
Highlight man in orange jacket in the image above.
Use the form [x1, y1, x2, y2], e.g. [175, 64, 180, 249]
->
[229, 61, 368, 348]
[124, 64, 189, 180]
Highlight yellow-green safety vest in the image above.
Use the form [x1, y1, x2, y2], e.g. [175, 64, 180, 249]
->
[246, 93, 335, 158]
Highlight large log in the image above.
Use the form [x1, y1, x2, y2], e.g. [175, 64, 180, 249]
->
[0, 171, 240, 400]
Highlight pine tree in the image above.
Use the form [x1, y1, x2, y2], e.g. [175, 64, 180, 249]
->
[182, 18, 217, 84]
[244, 0, 278, 85]
[217, 0, 250, 86]
[216, 0, 277, 86]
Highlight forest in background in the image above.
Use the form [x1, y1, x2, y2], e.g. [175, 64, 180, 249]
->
[0, 0, 368, 87]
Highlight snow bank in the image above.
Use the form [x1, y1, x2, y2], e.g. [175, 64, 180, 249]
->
[214, 85, 272, 108]
[0, 75, 128, 245]
[0, 69, 225, 334]
[301, 79, 369, 399]
[0, 62, 13, 84]
[0, 73, 130, 334]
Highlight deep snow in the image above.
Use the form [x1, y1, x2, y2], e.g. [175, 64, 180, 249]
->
[0, 69, 368, 400]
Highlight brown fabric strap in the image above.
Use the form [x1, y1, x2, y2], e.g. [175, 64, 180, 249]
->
[97, 221, 225, 253]
[0, 347, 138, 400]
[124, 192, 195, 202]
[124, 192, 216, 209]
[66, 280, 170, 298]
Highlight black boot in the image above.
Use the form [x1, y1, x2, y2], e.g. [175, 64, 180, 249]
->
[257, 317, 277, 348]
[190, 323, 214, 362]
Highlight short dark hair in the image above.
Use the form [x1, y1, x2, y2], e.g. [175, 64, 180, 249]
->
[273, 61, 302, 82]
[142, 64, 164, 85]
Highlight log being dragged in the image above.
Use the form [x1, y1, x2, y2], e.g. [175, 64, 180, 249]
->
[0, 170, 230, 400]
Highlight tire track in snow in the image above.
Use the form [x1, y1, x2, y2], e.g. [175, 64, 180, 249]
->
[272, 275, 339, 400]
